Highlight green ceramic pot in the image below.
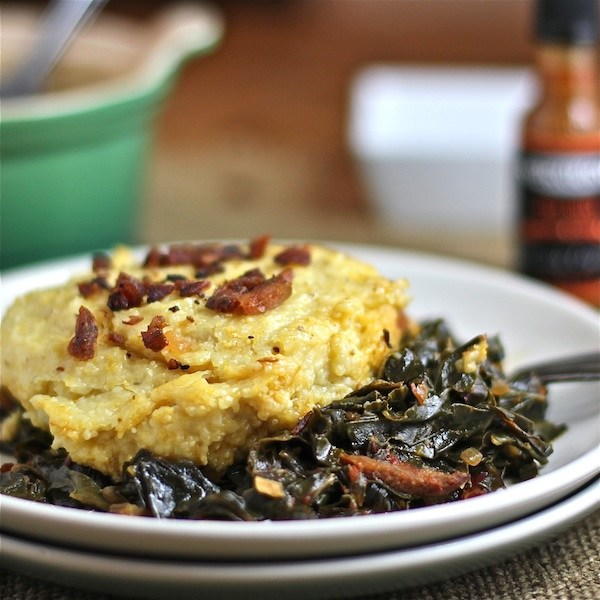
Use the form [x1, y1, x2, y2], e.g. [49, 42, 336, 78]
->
[1, 5, 222, 270]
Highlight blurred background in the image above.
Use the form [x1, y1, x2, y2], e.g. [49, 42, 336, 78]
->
[0, 0, 582, 271]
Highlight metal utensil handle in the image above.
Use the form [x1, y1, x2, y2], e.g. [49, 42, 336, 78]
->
[510, 351, 600, 384]
[1, 0, 108, 98]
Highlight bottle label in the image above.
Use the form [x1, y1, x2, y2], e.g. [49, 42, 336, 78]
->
[520, 152, 600, 197]
[518, 150, 600, 305]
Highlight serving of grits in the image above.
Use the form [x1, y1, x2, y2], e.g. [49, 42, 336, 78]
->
[0, 240, 408, 477]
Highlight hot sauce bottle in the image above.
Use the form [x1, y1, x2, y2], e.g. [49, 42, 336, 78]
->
[519, 0, 600, 306]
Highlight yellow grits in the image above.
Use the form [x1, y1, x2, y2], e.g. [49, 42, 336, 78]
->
[1, 243, 408, 476]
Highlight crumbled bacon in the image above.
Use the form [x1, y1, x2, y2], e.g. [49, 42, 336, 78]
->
[141, 316, 169, 351]
[122, 315, 143, 326]
[146, 283, 174, 303]
[206, 268, 293, 315]
[274, 245, 311, 266]
[195, 263, 224, 278]
[340, 453, 468, 497]
[248, 235, 271, 259]
[67, 306, 98, 360]
[175, 279, 210, 297]
[143, 247, 162, 268]
[107, 272, 145, 311]
[78, 276, 109, 298]
[108, 332, 125, 346]
[92, 252, 112, 272]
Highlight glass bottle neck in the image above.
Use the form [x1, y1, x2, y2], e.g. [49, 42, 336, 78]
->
[534, 44, 598, 98]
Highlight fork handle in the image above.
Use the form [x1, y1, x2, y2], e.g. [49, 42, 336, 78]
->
[510, 352, 600, 385]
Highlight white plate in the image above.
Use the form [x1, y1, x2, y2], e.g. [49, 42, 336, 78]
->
[3, 477, 598, 600]
[1, 244, 599, 560]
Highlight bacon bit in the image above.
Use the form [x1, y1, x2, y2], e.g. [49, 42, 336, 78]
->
[141, 316, 169, 352]
[122, 315, 143, 326]
[195, 263, 224, 278]
[108, 332, 125, 346]
[340, 453, 468, 497]
[274, 245, 311, 266]
[67, 306, 98, 360]
[92, 252, 112, 272]
[143, 247, 162, 268]
[248, 235, 271, 259]
[410, 382, 429, 405]
[107, 272, 145, 311]
[167, 358, 181, 370]
[206, 268, 293, 315]
[146, 283, 174, 303]
[78, 276, 109, 298]
[175, 279, 210, 297]
[221, 244, 245, 261]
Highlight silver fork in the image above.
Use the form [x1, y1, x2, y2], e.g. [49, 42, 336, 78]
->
[510, 351, 600, 384]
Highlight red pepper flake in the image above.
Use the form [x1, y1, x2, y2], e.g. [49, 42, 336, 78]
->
[107, 273, 145, 311]
[78, 276, 110, 298]
[248, 235, 271, 259]
[339, 453, 468, 497]
[92, 252, 112, 272]
[141, 316, 169, 352]
[67, 306, 98, 360]
[175, 279, 210, 297]
[108, 332, 126, 347]
[206, 268, 293, 315]
[274, 245, 311, 266]
[122, 315, 143, 326]
[146, 283, 174, 303]
[167, 358, 181, 370]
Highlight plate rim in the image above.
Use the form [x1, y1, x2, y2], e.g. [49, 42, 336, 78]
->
[3, 478, 598, 599]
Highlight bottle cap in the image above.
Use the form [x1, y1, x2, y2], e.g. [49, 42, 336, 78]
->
[536, 0, 599, 44]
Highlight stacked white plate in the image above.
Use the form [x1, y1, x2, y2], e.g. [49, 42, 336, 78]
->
[2, 244, 599, 599]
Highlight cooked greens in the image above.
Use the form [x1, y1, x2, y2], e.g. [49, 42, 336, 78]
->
[0, 319, 564, 519]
